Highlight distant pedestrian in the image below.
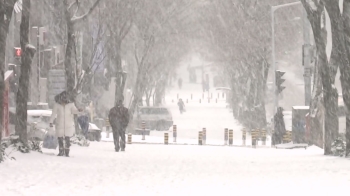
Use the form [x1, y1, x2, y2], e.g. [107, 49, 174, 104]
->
[273, 107, 286, 145]
[108, 96, 130, 152]
[177, 98, 185, 114]
[178, 78, 182, 89]
[77, 105, 90, 138]
[50, 91, 83, 157]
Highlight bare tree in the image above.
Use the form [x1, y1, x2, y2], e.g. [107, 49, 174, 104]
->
[103, 0, 138, 105]
[301, 0, 336, 154]
[129, 0, 195, 118]
[0, 0, 17, 161]
[62, 0, 103, 97]
[15, 0, 36, 147]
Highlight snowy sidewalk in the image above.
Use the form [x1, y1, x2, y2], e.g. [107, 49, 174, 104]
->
[1, 142, 350, 196]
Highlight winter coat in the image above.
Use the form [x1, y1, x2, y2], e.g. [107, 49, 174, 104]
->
[274, 112, 286, 136]
[50, 102, 80, 137]
[178, 101, 185, 110]
[108, 105, 130, 129]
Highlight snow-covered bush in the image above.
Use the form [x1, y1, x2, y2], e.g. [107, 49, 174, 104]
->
[331, 138, 346, 157]
[70, 134, 90, 147]
[1, 135, 42, 162]
[1, 140, 16, 162]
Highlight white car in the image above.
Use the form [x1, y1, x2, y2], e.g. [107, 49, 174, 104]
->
[129, 106, 173, 134]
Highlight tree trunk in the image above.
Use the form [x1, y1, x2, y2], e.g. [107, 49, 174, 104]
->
[315, 25, 332, 155]
[113, 40, 124, 106]
[341, 0, 350, 156]
[0, 11, 6, 160]
[129, 67, 147, 120]
[65, 20, 75, 94]
[0, 0, 16, 161]
[302, 1, 332, 154]
[15, 0, 36, 146]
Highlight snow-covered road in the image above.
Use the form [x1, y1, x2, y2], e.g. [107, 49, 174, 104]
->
[1, 143, 350, 196]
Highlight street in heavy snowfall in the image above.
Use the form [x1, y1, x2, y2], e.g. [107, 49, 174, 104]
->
[2, 1, 350, 195]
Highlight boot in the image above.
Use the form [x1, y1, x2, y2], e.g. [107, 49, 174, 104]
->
[64, 137, 71, 157]
[57, 137, 64, 156]
[64, 149, 70, 157]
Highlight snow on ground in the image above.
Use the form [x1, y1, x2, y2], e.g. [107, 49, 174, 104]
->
[116, 63, 249, 146]
[1, 143, 350, 196]
[3, 63, 350, 196]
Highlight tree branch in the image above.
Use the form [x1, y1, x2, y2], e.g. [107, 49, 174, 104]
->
[68, 1, 78, 11]
[71, 0, 102, 23]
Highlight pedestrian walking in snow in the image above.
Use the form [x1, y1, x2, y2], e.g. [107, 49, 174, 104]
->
[273, 107, 286, 145]
[177, 98, 185, 114]
[108, 96, 130, 152]
[77, 103, 91, 138]
[50, 91, 83, 157]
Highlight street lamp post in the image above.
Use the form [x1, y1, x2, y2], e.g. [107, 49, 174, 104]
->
[271, 1, 302, 114]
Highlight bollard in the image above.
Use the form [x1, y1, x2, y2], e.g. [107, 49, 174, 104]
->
[191, 94, 193, 100]
[105, 119, 110, 138]
[142, 121, 146, 140]
[222, 92, 224, 98]
[283, 131, 292, 143]
[198, 131, 203, 145]
[242, 128, 246, 146]
[251, 129, 258, 148]
[216, 99, 217, 103]
[172, 99, 174, 103]
[261, 129, 267, 145]
[127, 133, 132, 144]
[224, 128, 228, 145]
[199, 99, 201, 103]
[173, 125, 177, 142]
[164, 133, 169, 145]
[229, 129, 233, 145]
[202, 128, 206, 145]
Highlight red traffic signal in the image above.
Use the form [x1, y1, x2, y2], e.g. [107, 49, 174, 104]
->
[14, 47, 22, 58]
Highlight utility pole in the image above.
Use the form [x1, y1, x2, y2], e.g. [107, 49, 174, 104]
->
[303, 9, 312, 106]
[271, 1, 301, 114]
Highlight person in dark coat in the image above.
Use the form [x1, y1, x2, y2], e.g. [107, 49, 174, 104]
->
[273, 107, 286, 145]
[177, 99, 185, 114]
[108, 96, 130, 152]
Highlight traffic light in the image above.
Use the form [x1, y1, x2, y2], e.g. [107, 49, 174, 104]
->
[14, 47, 22, 59]
[275, 70, 286, 94]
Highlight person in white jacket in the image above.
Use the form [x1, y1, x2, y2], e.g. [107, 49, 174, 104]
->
[50, 91, 82, 157]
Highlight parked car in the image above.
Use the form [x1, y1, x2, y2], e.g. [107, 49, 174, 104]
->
[10, 108, 101, 141]
[128, 106, 173, 135]
[27, 110, 52, 141]
[86, 123, 102, 142]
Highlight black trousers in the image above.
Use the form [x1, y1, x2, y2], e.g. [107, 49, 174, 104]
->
[112, 126, 126, 150]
